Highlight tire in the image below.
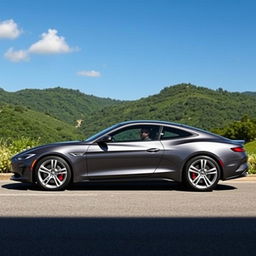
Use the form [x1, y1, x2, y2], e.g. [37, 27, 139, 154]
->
[35, 156, 71, 191]
[183, 155, 220, 191]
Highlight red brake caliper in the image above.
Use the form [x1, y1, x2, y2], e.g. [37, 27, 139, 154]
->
[57, 174, 64, 181]
[191, 173, 197, 180]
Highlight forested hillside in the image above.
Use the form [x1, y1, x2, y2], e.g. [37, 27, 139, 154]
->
[0, 87, 121, 124]
[1, 84, 256, 141]
[0, 105, 84, 143]
[243, 92, 256, 96]
[80, 84, 256, 137]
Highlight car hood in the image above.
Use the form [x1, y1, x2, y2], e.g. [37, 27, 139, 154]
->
[13, 141, 88, 157]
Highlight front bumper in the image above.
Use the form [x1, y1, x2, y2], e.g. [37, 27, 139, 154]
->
[10, 159, 34, 183]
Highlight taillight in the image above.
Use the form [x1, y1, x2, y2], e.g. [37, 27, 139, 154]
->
[231, 147, 245, 152]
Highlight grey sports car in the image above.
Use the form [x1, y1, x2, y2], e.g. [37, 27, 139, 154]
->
[11, 120, 248, 191]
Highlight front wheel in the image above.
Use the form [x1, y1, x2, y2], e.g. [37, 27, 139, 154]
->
[35, 156, 71, 191]
[183, 156, 220, 191]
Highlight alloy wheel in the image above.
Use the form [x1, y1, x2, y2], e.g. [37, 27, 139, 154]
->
[185, 156, 220, 191]
[36, 157, 70, 190]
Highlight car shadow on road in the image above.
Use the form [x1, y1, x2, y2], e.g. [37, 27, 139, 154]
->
[2, 180, 237, 192]
[2, 182, 40, 191]
[0, 217, 255, 256]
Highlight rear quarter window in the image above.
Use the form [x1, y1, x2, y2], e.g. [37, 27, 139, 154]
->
[161, 126, 192, 140]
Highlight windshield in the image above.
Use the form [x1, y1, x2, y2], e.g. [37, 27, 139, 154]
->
[84, 123, 121, 142]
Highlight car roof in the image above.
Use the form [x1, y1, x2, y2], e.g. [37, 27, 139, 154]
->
[118, 120, 183, 126]
[117, 120, 225, 139]
[117, 120, 198, 130]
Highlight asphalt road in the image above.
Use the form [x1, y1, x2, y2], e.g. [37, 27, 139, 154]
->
[1, 180, 256, 256]
[0, 180, 256, 217]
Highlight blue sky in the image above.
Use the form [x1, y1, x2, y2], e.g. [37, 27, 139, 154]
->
[0, 0, 255, 100]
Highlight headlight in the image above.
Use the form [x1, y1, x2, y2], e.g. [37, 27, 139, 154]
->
[17, 154, 36, 160]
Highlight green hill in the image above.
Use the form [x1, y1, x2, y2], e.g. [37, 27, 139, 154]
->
[0, 104, 84, 143]
[0, 87, 121, 125]
[81, 84, 256, 137]
[1, 84, 256, 141]
[243, 92, 256, 97]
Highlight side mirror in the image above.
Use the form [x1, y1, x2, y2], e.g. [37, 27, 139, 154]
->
[97, 135, 112, 143]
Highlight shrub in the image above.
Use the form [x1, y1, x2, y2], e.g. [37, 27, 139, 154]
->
[0, 146, 12, 173]
[8, 137, 39, 154]
[0, 137, 39, 173]
[248, 154, 256, 174]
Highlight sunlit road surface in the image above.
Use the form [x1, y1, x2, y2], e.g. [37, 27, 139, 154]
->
[0, 180, 255, 217]
[0, 180, 256, 256]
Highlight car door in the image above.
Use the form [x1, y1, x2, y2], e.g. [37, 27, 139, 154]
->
[86, 124, 164, 179]
[154, 125, 194, 180]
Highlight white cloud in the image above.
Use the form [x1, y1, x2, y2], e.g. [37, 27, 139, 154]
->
[4, 48, 29, 62]
[77, 70, 101, 77]
[0, 19, 22, 39]
[29, 29, 73, 54]
[4, 28, 77, 62]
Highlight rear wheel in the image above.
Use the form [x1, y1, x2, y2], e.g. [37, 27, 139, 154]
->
[35, 156, 71, 191]
[183, 156, 220, 191]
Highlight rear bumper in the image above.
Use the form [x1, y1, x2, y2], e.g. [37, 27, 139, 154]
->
[223, 170, 248, 180]
[222, 161, 248, 181]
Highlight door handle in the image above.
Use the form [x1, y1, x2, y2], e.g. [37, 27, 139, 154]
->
[147, 148, 160, 152]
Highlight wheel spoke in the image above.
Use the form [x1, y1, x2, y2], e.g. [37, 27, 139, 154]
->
[58, 167, 67, 171]
[201, 159, 207, 169]
[56, 170, 67, 175]
[194, 175, 202, 185]
[43, 174, 52, 185]
[39, 165, 51, 173]
[206, 167, 217, 175]
[51, 160, 57, 169]
[56, 168, 67, 175]
[189, 165, 200, 174]
[39, 169, 51, 175]
[53, 175, 62, 187]
[203, 176, 212, 187]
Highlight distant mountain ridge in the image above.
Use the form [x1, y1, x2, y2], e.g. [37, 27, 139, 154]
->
[0, 87, 121, 125]
[242, 91, 256, 96]
[79, 84, 256, 137]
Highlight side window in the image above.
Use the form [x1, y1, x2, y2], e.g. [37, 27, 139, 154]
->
[110, 125, 160, 142]
[161, 126, 192, 140]
[112, 128, 140, 142]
